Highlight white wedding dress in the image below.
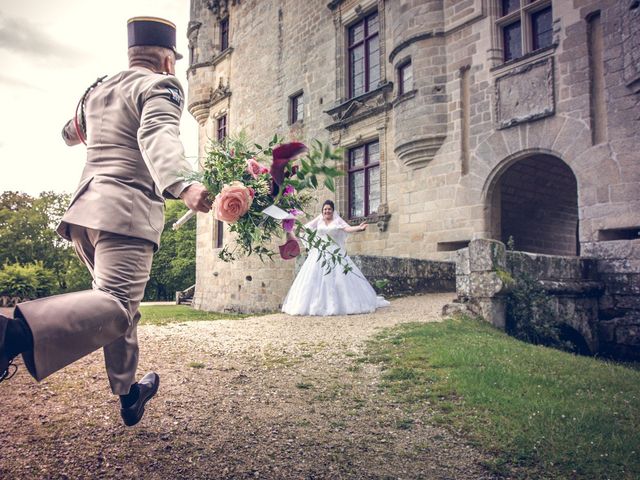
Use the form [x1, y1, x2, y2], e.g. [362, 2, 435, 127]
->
[281, 213, 390, 316]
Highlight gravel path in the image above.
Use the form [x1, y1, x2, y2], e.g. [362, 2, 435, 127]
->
[1, 294, 506, 479]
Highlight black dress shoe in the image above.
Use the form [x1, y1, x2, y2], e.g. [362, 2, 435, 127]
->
[120, 372, 160, 426]
[0, 314, 17, 383]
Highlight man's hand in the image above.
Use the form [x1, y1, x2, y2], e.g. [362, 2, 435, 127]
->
[180, 183, 212, 213]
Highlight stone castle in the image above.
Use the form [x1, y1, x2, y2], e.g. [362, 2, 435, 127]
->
[185, 0, 639, 354]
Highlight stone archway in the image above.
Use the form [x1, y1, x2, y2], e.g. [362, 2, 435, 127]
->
[487, 153, 579, 256]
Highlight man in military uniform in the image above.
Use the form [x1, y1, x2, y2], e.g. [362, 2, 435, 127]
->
[0, 17, 211, 427]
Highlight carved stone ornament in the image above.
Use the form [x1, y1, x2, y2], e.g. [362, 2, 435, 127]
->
[394, 135, 446, 169]
[325, 83, 393, 131]
[375, 203, 391, 232]
[494, 56, 555, 129]
[207, 0, 240, 19]
[188, 80, 231, 126]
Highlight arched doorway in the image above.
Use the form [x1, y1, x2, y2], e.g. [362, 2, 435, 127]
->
[488, 154, 579, 256]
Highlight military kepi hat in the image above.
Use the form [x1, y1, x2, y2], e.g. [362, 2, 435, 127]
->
[127, 16, 183, 60]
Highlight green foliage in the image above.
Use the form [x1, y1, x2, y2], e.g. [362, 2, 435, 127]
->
[187, 134, 351, 273]
[365, 317, 640, 479]
[505, 272, 571, 351]
[0, 262, 57, 299]
[373, 278, 390, 295]
[144, 200, 196, 301]
[0, 191, 92, 294]
[62, 256, 93, 293]
[495, 267, 514, 287]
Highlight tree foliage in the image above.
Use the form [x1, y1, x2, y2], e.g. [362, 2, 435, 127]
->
[0, 191, 92, 296]
[144, 200, 196, 301]
[0, 262, 57, 299]
[0, 191, 196, 302]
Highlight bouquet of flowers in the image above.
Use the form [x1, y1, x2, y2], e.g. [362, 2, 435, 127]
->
[183, 133, 353, 274]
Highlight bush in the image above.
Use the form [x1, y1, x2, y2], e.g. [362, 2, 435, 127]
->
[0, 262, 57, 300]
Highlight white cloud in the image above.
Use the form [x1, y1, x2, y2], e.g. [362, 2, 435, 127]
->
[0, 1, 198, 195]
[0, 72, 44, 90]
[0, 11, 87, 63]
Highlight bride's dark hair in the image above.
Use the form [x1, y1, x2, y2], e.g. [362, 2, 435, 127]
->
[322, 200, 335, 210]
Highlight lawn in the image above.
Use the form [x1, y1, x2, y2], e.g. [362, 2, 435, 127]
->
[365, 315, 640, 479]
[138, 304, 251, 326]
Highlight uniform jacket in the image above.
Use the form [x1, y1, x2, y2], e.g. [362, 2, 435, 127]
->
[58, 66, 193, 249]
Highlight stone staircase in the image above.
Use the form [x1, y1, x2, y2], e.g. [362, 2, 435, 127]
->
[175, 284, 195, 306]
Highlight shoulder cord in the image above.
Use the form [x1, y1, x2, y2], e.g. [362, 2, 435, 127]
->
[73, 75, 108, 145]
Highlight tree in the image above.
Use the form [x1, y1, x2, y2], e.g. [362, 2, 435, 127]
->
[0, 191, 91, 293]
[144, 200, 196, 300]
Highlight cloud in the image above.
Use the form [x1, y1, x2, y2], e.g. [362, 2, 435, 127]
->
[0, 73, 44, 91]
[0, 11, 86, 62]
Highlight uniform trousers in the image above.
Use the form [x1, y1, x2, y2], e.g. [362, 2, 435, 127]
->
[16, 225, 154, 395]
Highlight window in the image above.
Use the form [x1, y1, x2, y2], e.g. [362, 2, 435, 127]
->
[216, 114, 227, 141]
[531, 7, 553, 51]
[348, 12, 380, 98]
[215, 220, 224, 248]
[348, 141, 380, 218]
[220, 17, 229, 51]
[290, 92, 303, 124]
[214, 114, 227, 247]
[398, 60, 413, 95]
[497, 0, 553, 62]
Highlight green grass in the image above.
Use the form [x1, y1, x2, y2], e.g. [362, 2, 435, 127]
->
[138, 305, 251, 326]
[366, 316, 640, 479]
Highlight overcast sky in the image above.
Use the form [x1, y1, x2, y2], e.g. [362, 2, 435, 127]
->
[0, 0, 197, 196]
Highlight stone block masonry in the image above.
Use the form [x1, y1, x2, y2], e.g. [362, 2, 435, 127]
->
[187, 0, 640, 332]
[445, 239, 640, 360]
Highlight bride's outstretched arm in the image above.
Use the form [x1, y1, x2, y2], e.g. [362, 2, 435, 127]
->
[343, 221, 367, 233]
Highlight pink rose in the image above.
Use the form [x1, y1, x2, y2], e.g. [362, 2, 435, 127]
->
[270, 142, 308, 186]
[282, 209, 303, 232]
[279, 237, 300, 260]
[246, 158, 269, 179]
[214, 181, 254, 223]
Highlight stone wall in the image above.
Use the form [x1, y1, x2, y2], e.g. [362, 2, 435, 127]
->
[583, 239, 640, 359]
[447, 238, 640, 360]
[188, 0, 639, 314]
[351, 255, 455, 296]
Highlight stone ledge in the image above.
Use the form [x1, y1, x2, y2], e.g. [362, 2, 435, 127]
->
[350, 255, 456, 296]
[394, 135, 446, 169]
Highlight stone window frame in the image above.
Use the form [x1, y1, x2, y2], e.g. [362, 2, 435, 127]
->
[333, 123, 390, 229]
[492, 0, 554, 65]
[214, 112, 228, 249]
[288, 90, 304, 125]
[214, 219, 224, 249]
[216, 114, 227, 141]
[346, 10, 381, 99]
[220, 16, 229, 52]
[346, 138, 381, 221]
[397, 58, 413, 95]
[330, 0, 386, 105]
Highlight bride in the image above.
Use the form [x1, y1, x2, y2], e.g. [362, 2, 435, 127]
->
[282, 200, 390, 316]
